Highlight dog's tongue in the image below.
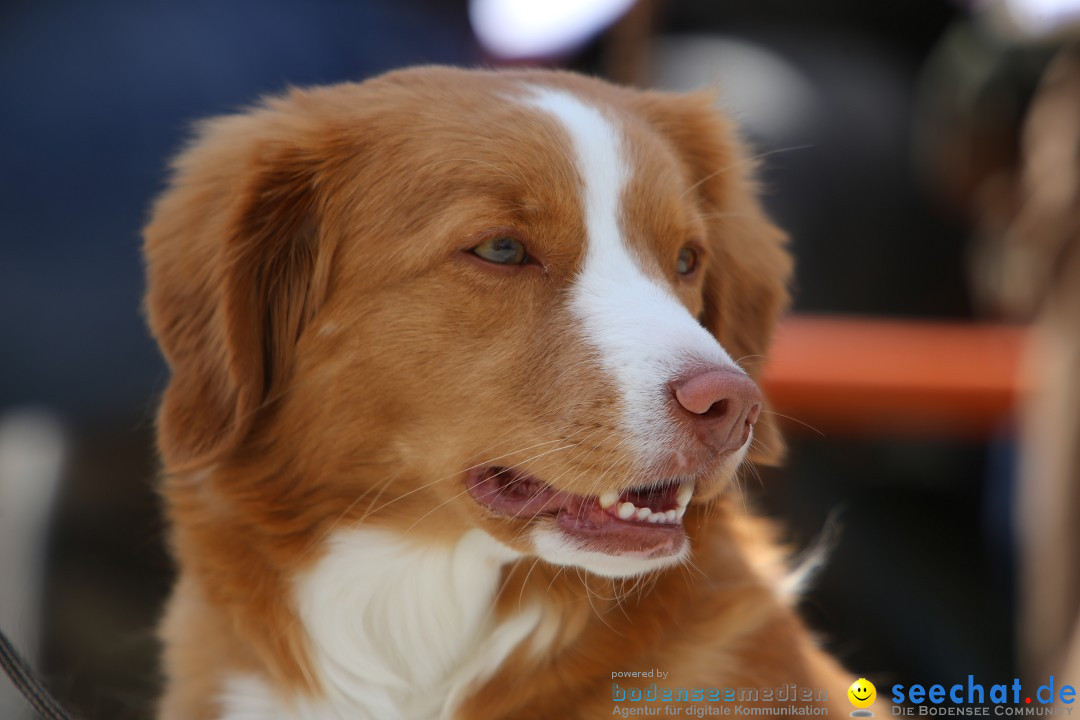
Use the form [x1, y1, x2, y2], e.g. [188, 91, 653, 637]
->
[466, 467, 686, 557]
[467, 467, 585, 516]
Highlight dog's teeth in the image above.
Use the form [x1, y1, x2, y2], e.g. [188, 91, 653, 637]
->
[676, 481, 694, 508]
[599, 490, 619, 509]
[613, 500, 681, 524]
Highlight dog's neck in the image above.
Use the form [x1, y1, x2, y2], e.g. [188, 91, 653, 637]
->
[238, 528, 541, 719]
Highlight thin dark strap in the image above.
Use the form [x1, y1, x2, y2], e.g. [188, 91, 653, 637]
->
[0, 628, 74, 720]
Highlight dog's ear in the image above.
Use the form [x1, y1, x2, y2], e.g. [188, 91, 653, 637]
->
[638, 91, 793, 465]
[144, 100, 329, 471]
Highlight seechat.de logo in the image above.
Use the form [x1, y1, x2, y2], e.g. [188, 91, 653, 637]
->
[890, 675, 1077, 716]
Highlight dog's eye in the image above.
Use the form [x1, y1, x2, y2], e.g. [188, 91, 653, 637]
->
[471, 236, 528, 265]
[676, 246, 698, 276]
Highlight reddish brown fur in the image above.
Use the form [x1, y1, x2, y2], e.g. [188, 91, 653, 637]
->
[144, 66, 860, 719]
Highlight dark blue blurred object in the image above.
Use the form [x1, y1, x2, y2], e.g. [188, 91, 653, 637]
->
[0, 0, 473, 414]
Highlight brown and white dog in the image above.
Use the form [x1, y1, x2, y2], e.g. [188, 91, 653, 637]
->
[144, 66, 857, 719]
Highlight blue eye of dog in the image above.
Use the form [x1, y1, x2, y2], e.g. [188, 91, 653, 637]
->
[676, 246, 698, 275]
[471, 236, 528, 265]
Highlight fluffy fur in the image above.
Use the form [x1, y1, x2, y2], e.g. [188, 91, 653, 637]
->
[144, 66, 861, 719]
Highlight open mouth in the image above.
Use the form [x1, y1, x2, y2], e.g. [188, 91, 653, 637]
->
[466, 466, 693, 558]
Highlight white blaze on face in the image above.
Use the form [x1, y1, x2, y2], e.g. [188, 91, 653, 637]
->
[522, 87, 738, 466]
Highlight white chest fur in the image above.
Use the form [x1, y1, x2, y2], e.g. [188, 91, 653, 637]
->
[219, 529, 538, 720]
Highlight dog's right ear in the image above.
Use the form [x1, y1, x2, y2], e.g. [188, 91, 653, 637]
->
[144, 97, 331, 472]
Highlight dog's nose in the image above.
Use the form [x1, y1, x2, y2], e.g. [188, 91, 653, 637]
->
[671, 367, 763, 454]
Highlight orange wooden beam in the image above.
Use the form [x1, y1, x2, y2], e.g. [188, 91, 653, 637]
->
[760, 315, 1029, 438]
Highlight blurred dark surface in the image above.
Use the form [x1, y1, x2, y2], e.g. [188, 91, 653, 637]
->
[756, 436, 1015, 686]
[41, 418, 165, 720]
[0, 0, 473, 412]
[0, 0, 1039, 716]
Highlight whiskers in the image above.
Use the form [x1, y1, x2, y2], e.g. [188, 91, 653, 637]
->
[758, 409, 825, 437]
[678, 144, 813, 200]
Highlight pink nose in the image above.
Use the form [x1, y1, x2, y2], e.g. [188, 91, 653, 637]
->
[671, 367, 763, 454]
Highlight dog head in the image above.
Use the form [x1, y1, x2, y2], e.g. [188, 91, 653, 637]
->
[145, 67, 790, 581]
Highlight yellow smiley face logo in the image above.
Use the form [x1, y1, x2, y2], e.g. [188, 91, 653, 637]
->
[848, 678, 876, 708]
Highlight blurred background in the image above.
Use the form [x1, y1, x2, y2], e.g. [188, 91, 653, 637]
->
[1, 0, 1078, 717]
